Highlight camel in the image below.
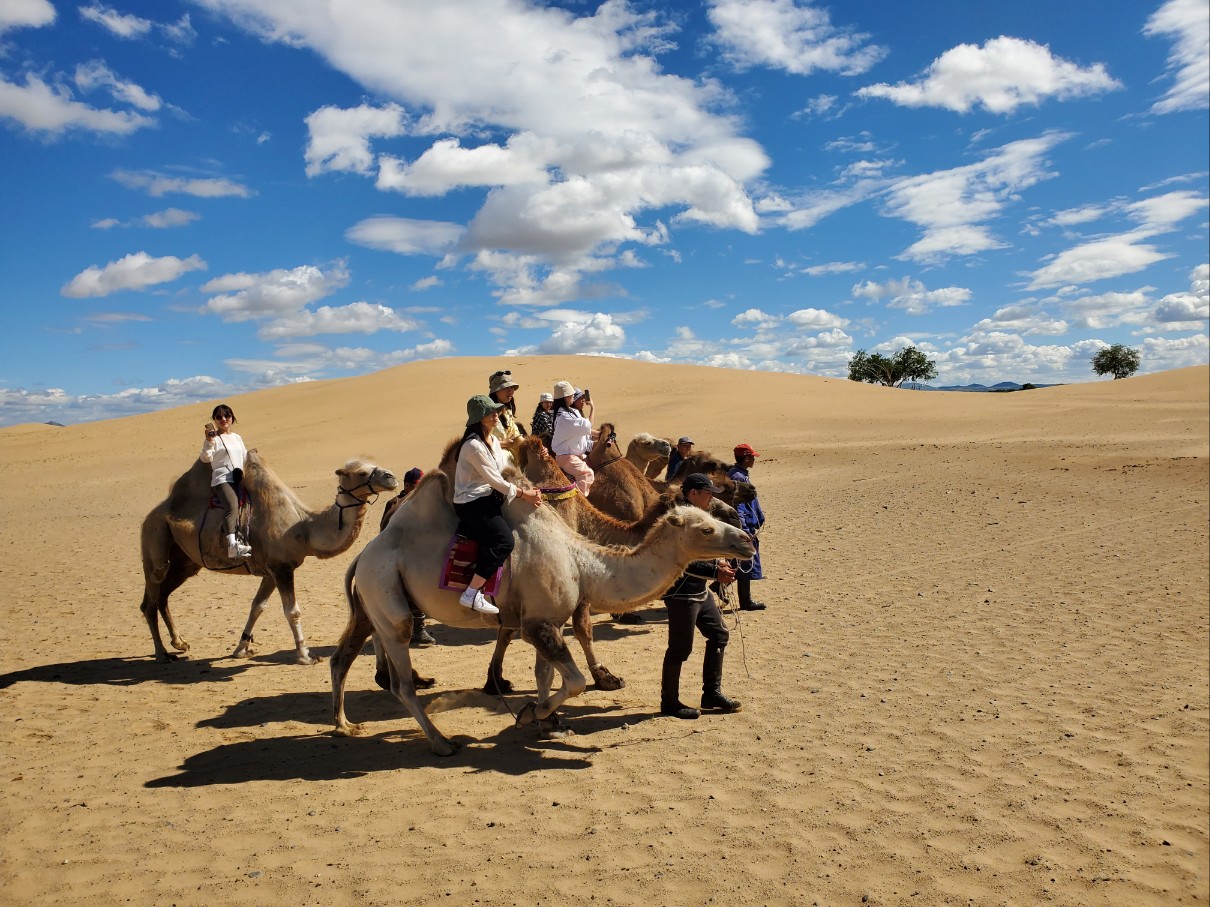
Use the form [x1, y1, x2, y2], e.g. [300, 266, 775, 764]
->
[625, 432, 672, 479]
[139, 452, 398, 665]
[485, 436, 680, 690]
[330, 466, 754, 755]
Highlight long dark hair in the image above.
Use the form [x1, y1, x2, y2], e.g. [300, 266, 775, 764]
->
[455, 421, 490, 463]
[211, 403, 236, 424]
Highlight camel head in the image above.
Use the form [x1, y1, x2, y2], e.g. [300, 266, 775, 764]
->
[683, 451, 732, 477]
[589, 422, 622, 467]
[336, 460, 399, 501]
[662, 505, 755, 562]
[631, 432, 672, 458]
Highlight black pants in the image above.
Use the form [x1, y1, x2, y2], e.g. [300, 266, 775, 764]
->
[663, 591, 729, 664]
[453, 493, 514, 578]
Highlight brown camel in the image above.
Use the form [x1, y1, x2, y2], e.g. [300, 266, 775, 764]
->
[330, 467, 754, 755]
[139, 452, 398, 664]
[583, 422, 663, 522]
[625, 432, 672, 479]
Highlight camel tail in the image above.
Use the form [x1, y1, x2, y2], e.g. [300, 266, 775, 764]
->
[343, 554, 361, 616]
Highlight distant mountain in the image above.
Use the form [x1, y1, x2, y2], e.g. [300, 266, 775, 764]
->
[45, 420, 66, 427]
[901, 381, 1059, 392]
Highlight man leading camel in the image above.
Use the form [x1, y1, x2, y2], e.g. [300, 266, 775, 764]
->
[659, 473, 743, 720]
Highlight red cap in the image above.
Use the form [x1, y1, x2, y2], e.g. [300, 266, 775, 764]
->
[734, 443, 759, 458]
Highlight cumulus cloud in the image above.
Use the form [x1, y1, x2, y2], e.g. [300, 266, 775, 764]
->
[857, 36, 1121, 114]
[1058, 288, 1155, 330]
[1153, 263, 1209, 326]
[61, 251, 206, 298]
[192, 0, 770, 304]
[706, 0, 885, 76]
[110, 169, 254, 198]
[0, 73, 155, 136]
[0, 0, 55, 33]
[201, 263, 350, 321]
[304, 103, 407, 176]
[1144, 0, 1210, 114]
[534, 312, 627, 354]
[257, 301, 421, 339]
[850, 277, 972, 314]
[971, 303, 1068, 335]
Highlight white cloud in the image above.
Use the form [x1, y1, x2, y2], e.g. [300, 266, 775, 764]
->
[1027, 190, 1208, 288]
[74, 60, 162, 112]
[0, 73, 155, 136]
[411, 275, 442, 291]
[62, 252, 206, 298]
[706, 0, 885, 76]
[79, 2, 152, 38]
[258, 301, 421, 339]
[345, 216, 464, 256]
[201, 264, 350, 321]
[110, 169, 254, 198]
[857, 36, 1121, 114]
[534, 312, 627, 354]
[378, 135, 550, 196]
[883, 133, 1067, 262]
[971, 303, 1068, 335]
[1047, 204, 1111, 227]
[304, 102, 407, 176]
[1058, 288, 1155, 329]
[800, 261, 864, 276]
[1154, 263, 1210, 324]
[1144, 0, 1210, 114]
[850, 276, 972, 314]
[0, 0, 55, 33]
[142, 208, 200, 228]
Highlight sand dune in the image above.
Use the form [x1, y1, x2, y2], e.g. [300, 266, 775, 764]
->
[1, 357, 1206, 906]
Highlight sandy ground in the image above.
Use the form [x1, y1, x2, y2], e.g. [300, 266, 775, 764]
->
[1, 356, 1207, 907]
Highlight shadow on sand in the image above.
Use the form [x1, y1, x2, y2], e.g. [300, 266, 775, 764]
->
[0, 654, 261, 689]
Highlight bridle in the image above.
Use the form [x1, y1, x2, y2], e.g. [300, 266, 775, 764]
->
[335, 467, 387, 529]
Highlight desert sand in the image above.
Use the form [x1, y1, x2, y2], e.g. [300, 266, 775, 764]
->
[1, 356, 1207, 907]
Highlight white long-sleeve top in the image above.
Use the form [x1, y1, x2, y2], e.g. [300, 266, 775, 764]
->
[551, 409, 593, 457]
[200, 431, 248, 487]
[453, 434, 518, 505]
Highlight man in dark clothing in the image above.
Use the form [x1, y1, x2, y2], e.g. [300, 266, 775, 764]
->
[664, 436, 694, 482]
[660, 473, 743, 719]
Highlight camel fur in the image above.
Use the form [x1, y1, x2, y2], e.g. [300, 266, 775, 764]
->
[330, 465, 754, 755]
[625, 432, 672, 479]
[139, 452, 397, 665]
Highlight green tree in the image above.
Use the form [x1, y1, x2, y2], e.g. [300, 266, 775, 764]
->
[847, 346, 938, 388]
[1091, 344, 1141, 380]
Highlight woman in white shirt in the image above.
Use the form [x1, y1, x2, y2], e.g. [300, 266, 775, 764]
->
[453, 394, 543, 615]
[200, 403, 252, 559]
[549, 380, 597, 496]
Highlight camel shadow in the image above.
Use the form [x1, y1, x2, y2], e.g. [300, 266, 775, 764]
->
[0, 655, 255, 689]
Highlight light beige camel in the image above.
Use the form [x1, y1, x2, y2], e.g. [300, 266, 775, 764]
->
[625, 432, 672, 479]
[477, 436, 679, 691]
[139, 452, 397, 665]
[330, 467, 754, 755]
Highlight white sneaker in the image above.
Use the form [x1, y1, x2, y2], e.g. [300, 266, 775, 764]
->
[458, 588, 500, 615]
[227, 539, 252, 559]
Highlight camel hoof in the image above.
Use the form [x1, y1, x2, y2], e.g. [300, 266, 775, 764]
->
[483, 675, 515, 695]
[155, 652, 179, 663]
[333, 722, 364, 738]
[432, 739, 459, 757]
[539, 714, 574, 740]
[590, 666, 626, 691]
[297, 654, 323, 666]
[172, 639, 190, 653]
[374, 669, 390, 691]
[413, 673, 436, 690]
[515, 701, 539, 727]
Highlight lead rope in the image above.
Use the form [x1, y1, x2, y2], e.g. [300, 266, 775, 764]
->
[714, 579, 752, 680]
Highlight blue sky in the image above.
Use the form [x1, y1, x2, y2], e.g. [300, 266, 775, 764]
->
[1, 0, 1207, 426]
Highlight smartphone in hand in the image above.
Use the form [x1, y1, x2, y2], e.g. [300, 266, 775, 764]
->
[204, 421, 216, 437]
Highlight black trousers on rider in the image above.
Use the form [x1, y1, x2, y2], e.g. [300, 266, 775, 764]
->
[453, 491, 514, 578]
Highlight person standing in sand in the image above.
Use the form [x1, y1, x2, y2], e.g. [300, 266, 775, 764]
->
[200, 403, 251, 559]
[453, 394, 543, 616]
[659, 473, 743, 719]
[728, 442, 767, 611]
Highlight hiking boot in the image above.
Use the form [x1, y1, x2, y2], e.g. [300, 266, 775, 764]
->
[411, 627, 437, 647]
[660, 701, 700, 719]
[700, 689, 742, 713]
[459, 588, 500, 616]
[738, 600, 766, 611]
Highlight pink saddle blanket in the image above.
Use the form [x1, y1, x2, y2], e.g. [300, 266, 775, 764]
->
[438, 535, 503, 595]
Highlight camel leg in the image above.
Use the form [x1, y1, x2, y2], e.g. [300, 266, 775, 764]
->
[484, 628, 518, 695]
[272, 567, 319, 665]
[571, 600, 625, 690]
[140, 541, 199, 662]
[516, 620, 585, 725]
[374, 631, 435, 691]
[157, 554, 201, 655]
[374, 622, 457, 756]
[331, 595, 376, 737]
[232, 576, 277, 659]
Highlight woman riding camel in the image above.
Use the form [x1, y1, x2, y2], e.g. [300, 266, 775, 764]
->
[200, 403, 252, 560]
[550, 380, 596, 496]
[487, 369, 526, 443]
[453, 394, 543, 616]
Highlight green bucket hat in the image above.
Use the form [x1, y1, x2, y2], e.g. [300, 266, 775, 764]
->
[466, 394, 506, 426]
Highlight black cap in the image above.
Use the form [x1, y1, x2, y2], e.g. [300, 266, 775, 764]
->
[682, 473, 722, 494]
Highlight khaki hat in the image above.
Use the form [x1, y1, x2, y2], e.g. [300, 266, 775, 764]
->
[538, 392, 553, 403]
[553, 380, 575, 399]
[466, 394, 505, 426]
[488, 369, 519, 394]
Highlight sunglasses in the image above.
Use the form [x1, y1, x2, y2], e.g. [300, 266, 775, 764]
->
[491, 370, 512, 378]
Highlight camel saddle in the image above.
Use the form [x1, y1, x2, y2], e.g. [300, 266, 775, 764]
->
[438, 535, 503, 595]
